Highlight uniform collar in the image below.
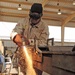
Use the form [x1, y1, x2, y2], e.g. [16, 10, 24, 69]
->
[29, 18, 42, 28]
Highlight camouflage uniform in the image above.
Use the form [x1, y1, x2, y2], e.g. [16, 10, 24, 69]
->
[12, 17, 49, 47]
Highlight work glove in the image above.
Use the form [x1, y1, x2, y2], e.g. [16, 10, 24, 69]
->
[13, 34, 22, 47]
[13, 34, 30, 47]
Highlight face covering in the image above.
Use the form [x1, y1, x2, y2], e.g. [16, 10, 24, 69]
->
[29, 13, 42, 20]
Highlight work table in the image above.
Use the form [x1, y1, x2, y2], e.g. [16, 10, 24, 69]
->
[32, 46, 75, 75]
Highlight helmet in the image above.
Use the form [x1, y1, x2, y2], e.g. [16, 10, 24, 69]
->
[30, 3, 43, 14]
[29, 3, 43, 19]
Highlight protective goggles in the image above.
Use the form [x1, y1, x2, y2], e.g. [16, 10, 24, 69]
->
[29, 13, 42, 20]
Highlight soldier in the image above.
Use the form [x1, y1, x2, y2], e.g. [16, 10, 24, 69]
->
[10, 3, 49, 75]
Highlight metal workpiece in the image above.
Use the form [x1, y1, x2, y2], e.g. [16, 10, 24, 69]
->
[32, 46, 75, 75]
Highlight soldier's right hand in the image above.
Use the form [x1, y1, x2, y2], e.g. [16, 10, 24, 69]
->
[13, 34, 22, 47]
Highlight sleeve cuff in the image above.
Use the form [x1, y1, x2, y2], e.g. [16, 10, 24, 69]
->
[10, 31, 18, 40]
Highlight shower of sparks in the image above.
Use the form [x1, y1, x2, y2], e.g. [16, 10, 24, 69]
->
[23, 46, 36, 75]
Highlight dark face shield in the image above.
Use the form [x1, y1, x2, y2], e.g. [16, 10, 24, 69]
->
[29, 13, 42, 20]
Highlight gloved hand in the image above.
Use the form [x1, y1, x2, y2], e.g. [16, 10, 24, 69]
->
[13, 34, 22, 47]
[13, 34, 30, 47]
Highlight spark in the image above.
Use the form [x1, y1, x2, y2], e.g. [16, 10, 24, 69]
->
[23, 46, 36, 75]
